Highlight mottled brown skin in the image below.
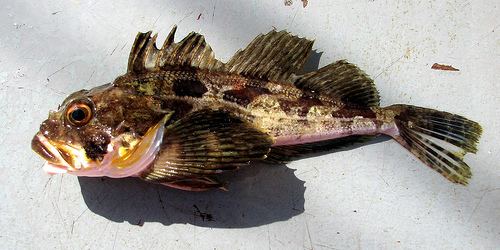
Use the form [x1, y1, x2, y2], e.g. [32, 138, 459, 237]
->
[113, 68, 382, 143]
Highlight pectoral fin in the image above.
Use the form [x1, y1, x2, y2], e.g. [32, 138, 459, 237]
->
[140, 109, 273, 190]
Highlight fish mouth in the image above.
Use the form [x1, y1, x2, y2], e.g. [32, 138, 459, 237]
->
[31, 133, 71, 174]
[32, 133, 58, 163]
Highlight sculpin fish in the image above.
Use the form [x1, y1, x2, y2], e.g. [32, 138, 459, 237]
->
[31, 26, 482, 190]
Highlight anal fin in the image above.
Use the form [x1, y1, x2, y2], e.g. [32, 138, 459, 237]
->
[268, 135, 375, 163]
[161, 177, 225, 192]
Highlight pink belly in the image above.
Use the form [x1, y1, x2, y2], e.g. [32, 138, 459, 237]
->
[272, 126, 379, 146]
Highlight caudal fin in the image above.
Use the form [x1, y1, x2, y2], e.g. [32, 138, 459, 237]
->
[390, 105, 482, 185]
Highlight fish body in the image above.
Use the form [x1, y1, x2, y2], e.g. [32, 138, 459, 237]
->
[114, 68, 387, 145]
[32, 26, 482, 191]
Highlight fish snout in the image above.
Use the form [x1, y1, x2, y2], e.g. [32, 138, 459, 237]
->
[32, 133, 59, 163]
[31, 133, 71, 174]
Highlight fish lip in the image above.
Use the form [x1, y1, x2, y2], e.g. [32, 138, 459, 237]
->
[32, 133, 72, 173]
[32, 133, 59, 164]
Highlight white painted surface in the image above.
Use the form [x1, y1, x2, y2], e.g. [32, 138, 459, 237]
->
[1, 1, 499, 249]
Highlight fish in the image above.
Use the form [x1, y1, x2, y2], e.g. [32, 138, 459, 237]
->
[31, 26, 482, 191]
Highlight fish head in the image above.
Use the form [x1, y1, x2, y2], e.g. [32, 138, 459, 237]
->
[31, 83, 168, 177]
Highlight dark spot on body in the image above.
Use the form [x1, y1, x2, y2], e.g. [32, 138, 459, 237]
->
[172, 79, 208, 98]
[83, 134, 110, 161]
[333, 105, 376, 118]
[223, 86, 271, 106]
[84, 141, 107, 161]
[160, 99, 194, 122]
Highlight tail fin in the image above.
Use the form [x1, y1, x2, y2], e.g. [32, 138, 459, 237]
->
[389, 105, 482, 185]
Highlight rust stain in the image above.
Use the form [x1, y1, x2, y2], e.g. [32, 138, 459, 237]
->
[431, 63, 460, 71]
[302, 0, 308, 7]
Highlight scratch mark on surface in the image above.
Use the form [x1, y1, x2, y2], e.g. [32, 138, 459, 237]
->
[305, 219, 313, 249]
[46, 61, 75, 81]
[156, 187, 169, 218]
[120, 42, 128, 51]
[374, 54, 405, 79]
[468, 188, 500, 222]
[288, 8, 299, 29]
[178, 11, 195, 24]
[71, 207, 89, 235]
[468, 191, 486, 222]
[86, 70, 95, 83]
[377, 172, 389, 186]
[315, 243, 337, 249]
[212, 0, 217, 23]
[152, 14, 162, 28]
[51, 200, 69, 236]
[267, 225, 271, 250]
[475, 24, 499, 45]
[110, 44, 119, 55]
[42, 175, 53, 194]
[112, 225, 119, 250]
[57, 175, 64, 203]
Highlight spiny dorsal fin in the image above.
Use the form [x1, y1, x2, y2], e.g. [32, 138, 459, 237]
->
[225, 30, 314, 82]
[140, 109, 273, 184]
[127, 26, 224, 73]
[295, 60, 380, 107]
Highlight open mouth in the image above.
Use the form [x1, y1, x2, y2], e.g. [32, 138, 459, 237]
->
[31, 133, 69, 174]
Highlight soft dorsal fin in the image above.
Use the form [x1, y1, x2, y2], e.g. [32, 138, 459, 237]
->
[294, 60, 380, 107]
[128, 26, 224, 73]
[225, 30, 314, 82]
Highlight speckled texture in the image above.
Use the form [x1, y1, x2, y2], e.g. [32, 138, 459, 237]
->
[1, 0, 499, 249]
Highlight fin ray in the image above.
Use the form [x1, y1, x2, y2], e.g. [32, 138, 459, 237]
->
[295, 60, 380, 107]
[128, 26, 224, 73]
[140, 109, 273, 187]
[225, 30, 314, 82]
[390, 105, 482, 185]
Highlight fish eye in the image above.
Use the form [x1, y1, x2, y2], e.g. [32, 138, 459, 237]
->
[66, 101, 93, 127]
